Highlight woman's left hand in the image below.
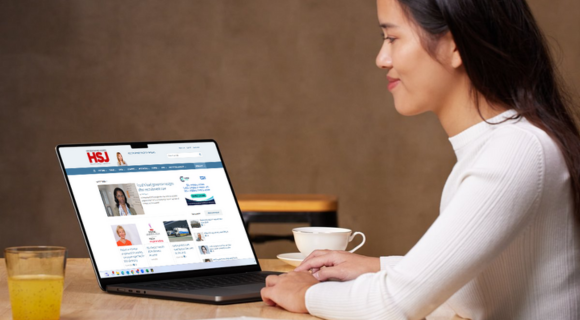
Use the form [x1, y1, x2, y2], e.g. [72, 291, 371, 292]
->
[260, 271, 319, 313]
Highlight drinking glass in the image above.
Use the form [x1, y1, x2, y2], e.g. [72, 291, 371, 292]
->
[5, 246, 67, 320]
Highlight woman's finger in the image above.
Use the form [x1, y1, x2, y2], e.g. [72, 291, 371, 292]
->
[260, 287, 277, 306]
[295, 251, 339, 272]
[265, 274, 280, 287]
[302, 249, 331, 263]
[312, 266, 346, 282]
[296, 250, 331, 270]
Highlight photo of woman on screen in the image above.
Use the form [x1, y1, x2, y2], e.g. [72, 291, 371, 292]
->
[115, 225, 132, 246]
[113, 188, 132, 216]
[116, 152, 127, 166]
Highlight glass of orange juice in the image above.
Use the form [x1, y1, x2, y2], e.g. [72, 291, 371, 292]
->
[5, 246, 67, 320]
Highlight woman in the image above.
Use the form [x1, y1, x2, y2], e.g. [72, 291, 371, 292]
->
[113, 188, 133, 216]
[116, 225, 132, 246]
[200, 245, 208, 255]
[261, 0, 580, 319]
[117, 152, 127, 166]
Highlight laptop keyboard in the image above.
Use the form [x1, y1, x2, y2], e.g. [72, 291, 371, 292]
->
[136, 273, 269, 291]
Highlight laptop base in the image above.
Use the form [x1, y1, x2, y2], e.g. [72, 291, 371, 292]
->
[107, 271, 282, 304]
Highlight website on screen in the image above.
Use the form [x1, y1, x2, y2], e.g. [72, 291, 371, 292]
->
[59, 142, 256, 279]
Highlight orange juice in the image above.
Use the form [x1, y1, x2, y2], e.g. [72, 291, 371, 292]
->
[8, 275, 64, 320]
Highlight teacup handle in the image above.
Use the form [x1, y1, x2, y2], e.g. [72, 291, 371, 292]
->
[348, 232, 366, 253]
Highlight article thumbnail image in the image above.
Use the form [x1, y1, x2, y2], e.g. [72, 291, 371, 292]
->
[111, 224, 142, 246]
[199, 245, 209, 255]
[163, 220, 193, 242]
[98, 184, 144, 217]
[194, 232, 205, 242]
[190, 220, 201, 229]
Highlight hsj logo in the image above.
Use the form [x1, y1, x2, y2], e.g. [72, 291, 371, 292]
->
[86, 150, 110, 164]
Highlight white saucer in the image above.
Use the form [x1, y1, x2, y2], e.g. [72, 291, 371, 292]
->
[276, 252, 305, 267]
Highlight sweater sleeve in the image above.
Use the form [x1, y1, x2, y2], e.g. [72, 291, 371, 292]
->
[305, 128, 545, 320]
[380, 256, 404, 270]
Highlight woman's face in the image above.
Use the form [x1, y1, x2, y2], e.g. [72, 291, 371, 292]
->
[115, 190, 126, 205]
[117, 228, 126, 239]
[376, 0, 460, 116]
[202, 247, 207, 253]
[117, 153, 123, 161]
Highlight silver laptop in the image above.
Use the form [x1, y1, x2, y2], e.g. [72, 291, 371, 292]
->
[56, 140, 280, 304]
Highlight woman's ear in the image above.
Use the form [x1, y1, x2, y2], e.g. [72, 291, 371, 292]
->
[451, 45, 462, 69]
[448, 34, 462, 69]
[440, 31, 462, 69]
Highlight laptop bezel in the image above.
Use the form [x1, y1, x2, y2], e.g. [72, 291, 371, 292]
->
[55, 139, 263, 290]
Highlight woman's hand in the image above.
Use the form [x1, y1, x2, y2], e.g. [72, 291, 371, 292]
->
[294, 250, 380, 281]
[260, 272, 319, 313]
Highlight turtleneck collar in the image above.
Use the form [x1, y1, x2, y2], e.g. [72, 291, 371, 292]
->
[449, 109, 520, 152]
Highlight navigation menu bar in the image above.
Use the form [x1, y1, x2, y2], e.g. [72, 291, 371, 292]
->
[65, 162, 224, 176]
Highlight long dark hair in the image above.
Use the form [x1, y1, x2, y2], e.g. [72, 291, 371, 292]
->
[113, 187, 131, 208]
[397, 0, 580, 221]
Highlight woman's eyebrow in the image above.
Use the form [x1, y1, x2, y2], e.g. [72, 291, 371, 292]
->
[379, 22, 399, 29]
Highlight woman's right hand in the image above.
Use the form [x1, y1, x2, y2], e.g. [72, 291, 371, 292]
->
[294, 250, 380, 282]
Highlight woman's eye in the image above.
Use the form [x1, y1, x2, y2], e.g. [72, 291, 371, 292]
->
[384, 36, 396, 44]
[380, 33, 396, 43]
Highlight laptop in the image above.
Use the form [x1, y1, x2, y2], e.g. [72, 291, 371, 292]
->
[55, 140, 281, 304]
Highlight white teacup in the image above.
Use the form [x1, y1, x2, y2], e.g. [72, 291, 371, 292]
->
[292, 227, 366, 257]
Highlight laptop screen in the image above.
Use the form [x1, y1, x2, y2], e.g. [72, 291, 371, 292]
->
[57, 141, 257, 279]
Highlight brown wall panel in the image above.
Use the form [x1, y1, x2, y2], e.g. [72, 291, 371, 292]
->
[0, 0, 578, 258]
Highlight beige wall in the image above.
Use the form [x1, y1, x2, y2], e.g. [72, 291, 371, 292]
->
[1, 0, 578, 258]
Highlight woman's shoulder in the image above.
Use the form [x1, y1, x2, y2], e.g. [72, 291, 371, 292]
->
[490, 118, 563, 162]
[485, 118, 568, 180]
[117, 239, 132, 246]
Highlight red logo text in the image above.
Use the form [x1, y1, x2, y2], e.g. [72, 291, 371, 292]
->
[87, 152, 110, 163]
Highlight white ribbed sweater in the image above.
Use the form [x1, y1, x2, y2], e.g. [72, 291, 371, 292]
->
[305, 110, 580, 320]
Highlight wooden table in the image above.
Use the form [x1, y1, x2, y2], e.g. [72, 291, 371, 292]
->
[0, 259, 317, 320]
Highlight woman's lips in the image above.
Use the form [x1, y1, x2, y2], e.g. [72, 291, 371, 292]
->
[387, 76, 400, 91]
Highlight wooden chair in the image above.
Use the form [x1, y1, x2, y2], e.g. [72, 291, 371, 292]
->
[237, 194, 338, 243]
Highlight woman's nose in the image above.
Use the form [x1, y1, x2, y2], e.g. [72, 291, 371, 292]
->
[376, 43, 393, 69]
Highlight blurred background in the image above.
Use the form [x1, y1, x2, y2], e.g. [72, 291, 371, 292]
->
[1, 0, 578, 258]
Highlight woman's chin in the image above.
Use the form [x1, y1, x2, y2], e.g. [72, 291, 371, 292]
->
[392, 95, 430, 116]
[393, 104, 426, 117]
